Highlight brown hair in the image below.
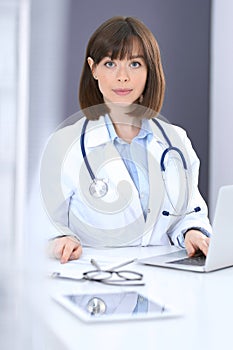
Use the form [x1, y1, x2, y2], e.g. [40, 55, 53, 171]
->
[79, 16, 165, 119]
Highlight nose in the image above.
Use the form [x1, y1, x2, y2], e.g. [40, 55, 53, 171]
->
[116, 65, 129, 82]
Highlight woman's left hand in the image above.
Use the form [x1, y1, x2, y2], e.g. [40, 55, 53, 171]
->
[184, 229, 210, 257]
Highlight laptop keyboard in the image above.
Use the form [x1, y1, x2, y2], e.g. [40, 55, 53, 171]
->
[167, 251, 206, 266]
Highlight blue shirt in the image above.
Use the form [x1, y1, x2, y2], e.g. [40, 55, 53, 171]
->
[105, 115, 153, 221]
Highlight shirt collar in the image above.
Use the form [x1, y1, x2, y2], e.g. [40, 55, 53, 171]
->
[105, 114, 153, 143]
[85, 114, 166, 148]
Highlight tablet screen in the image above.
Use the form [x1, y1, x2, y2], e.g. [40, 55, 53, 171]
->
[53, 291, 178, 322]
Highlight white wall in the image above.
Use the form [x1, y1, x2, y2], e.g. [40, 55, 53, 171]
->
[28, 0, 70, 189]
[209, 0, 233, 219]
[0, 0, 18, 248]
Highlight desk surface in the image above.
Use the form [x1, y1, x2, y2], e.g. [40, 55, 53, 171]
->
[43, 246, 233, 350]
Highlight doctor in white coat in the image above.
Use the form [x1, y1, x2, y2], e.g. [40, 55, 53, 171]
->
[44, 16, 212, 263]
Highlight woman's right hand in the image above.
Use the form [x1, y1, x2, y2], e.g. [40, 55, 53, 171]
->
[48, 236, 82, 264]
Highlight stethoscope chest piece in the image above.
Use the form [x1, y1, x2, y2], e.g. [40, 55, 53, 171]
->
[89, 179, 108, 198]
[87, 297, 107, 315]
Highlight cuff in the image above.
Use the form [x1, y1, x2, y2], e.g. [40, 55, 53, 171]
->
[49, 234, 81, 243]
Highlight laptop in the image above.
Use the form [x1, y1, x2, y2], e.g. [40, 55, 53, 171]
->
[139, 185, 233, 272]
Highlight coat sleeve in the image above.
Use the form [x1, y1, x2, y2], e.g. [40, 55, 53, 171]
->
[39, 122, 83, 242]
[167, 127, 212, 248]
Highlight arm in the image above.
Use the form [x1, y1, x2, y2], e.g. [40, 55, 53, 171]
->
[167, 127, 212, 255]
[40, 122, 84, 262]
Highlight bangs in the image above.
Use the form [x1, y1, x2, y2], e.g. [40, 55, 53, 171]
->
[92, 33, 145, 63]
[109, 35, 144, 60]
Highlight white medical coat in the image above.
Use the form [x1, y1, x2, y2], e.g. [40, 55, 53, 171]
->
[40, 115, 212, 247]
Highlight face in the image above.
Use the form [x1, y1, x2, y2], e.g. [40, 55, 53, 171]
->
[88, 42, 147, 106]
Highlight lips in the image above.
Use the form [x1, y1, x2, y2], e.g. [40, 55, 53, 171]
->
[112, 89, 133, 96]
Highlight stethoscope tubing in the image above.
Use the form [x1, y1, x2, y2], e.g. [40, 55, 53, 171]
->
[80, 116, 200, 217]
[81, 117, 188, 177]
[152, 119, 187, 171]
[80, 118, 95, 181]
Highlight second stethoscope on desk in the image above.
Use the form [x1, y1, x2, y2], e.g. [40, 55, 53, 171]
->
[80, 118, 201, 217]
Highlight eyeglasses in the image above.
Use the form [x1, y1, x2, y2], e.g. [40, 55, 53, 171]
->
[51, 258, 145, 286]
[83, 268, 144, 286]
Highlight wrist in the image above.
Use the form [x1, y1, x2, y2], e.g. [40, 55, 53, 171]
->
[183, 227, 203, 240]
[183, 227, 211, 241]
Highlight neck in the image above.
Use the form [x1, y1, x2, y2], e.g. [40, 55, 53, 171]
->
[105, 102, 142, 142]
[110, 114, 141, 143]
[113, 122, 141, 143]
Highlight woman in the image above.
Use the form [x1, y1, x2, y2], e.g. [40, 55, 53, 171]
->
[44, 16, 212, 263]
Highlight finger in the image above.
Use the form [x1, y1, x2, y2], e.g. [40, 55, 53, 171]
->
[60, 243, 75, 264]
[69, 245, 82, 261]
[197, 238, 210, 256]
[52, 241, 65, 260]
[185, 241, 196, 257]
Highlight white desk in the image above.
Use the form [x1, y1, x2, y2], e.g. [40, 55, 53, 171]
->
[43, 246, 233, 350]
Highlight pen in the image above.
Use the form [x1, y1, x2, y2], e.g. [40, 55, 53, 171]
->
[90, 258, 137, 271]
[90, 259, 102, 270]
[110, 258, 137, 270]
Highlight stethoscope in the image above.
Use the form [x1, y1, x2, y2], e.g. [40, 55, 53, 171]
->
[86, 295, 151, 316]
[87, 297, 106, 316]
[81, 118, 109, 198]
[80, 118, 201, 217]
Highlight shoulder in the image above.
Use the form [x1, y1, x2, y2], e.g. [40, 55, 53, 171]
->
[49, 115, 106, 148]
[149, 118, 199, 164]
[149, 118, 188, 144]
[51, 117, 85, 144]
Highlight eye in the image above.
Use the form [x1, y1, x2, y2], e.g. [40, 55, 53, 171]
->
[104, 61, 115, 68]
[130, 61, 141, 68]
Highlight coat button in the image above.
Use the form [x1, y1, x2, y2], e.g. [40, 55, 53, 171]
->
[147, 208, 151, 213]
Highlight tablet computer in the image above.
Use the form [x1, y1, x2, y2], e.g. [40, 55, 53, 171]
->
[52, 291, 179, 322]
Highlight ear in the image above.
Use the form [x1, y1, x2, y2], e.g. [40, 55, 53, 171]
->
[87, 57, 97, 78]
